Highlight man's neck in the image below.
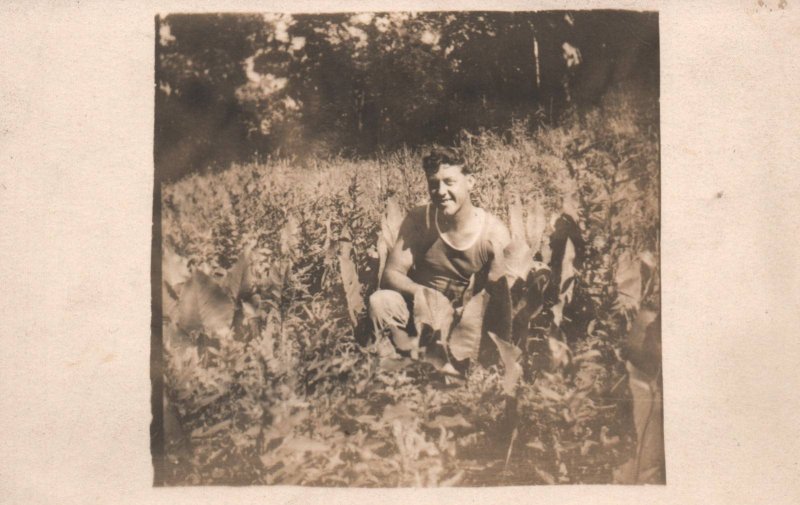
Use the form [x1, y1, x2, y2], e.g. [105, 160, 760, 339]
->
[437, 201, 476, 233]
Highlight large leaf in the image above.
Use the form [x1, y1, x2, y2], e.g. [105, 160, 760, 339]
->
[448, 289, 489, 361]
[338, 239, 364, 327]
[551, 236, 577, 327]
[162, 248, 190, 323]
[546, 213, 580, 306]
[625, 309, 660, 377]
[485, 275, 512, 343]
[413, 287, 454, 339]
[377, 196, 404, 281]
[615, 251, 642, 311]
[540, 239, 553, 265]
[503, 239, 535, 282]
[162, 246, 190, 290]
[561, 237, 576, 297]
[177, 270, 234, 338]
[510, 268, 550, 344]
[223, 245, 253, 300]
[388, 325, 418, 353]
[162, 282, 180, 323]
[616, 251, 657, 313]
[163, 320, 191, 350]
[508, 198, 525, 242]
[488, 331, 523, 395]
[525, 201, 547, 253]
[639, 251, 658, 301]
[627, 360, 664, 483]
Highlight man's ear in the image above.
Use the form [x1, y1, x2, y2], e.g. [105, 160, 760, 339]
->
[466, 173, 475, 189]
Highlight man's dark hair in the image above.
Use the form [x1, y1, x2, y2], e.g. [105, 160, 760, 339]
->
[422, 146, 472, 175]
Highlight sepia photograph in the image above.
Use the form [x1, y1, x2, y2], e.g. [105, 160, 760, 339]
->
[5, 0, 800, 503]
[152, 10, 662, 486]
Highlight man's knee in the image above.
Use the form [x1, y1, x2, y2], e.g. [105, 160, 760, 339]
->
[368, 289, 409, 327]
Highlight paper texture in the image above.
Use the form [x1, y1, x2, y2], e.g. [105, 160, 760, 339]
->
[1, 0, 798, 504]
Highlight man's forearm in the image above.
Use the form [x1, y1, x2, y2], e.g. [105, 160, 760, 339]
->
[381, 269, 425, 299]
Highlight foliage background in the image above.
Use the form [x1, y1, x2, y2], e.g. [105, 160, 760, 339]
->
[155, 10, 661, 486]
[155, 11, 658, 181]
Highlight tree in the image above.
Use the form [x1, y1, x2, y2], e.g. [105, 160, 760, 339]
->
[155, 11, 659, 179]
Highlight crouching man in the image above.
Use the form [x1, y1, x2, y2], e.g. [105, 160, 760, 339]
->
[369, 147, 510, 356]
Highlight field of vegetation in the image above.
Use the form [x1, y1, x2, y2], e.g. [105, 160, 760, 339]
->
[158, 91, 662, 486]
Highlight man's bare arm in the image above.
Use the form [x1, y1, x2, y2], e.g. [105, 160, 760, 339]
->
[380, 214, 426, 299]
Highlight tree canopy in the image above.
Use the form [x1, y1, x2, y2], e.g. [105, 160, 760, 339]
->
[155, 11, 658, 181]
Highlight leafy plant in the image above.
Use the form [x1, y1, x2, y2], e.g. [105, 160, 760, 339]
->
[158, 90, 661, 486]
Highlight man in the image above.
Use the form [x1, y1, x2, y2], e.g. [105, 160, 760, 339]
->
[369, 146, 510, 355]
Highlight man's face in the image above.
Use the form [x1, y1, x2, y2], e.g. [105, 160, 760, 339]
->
[426, 163, 474, 216]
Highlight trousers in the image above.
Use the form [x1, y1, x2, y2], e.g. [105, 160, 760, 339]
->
[368, 289, 411, 336]
[368, 289, 460, 373]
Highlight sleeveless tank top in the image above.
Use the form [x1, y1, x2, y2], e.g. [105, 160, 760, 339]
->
[408, 204, 494, 304]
